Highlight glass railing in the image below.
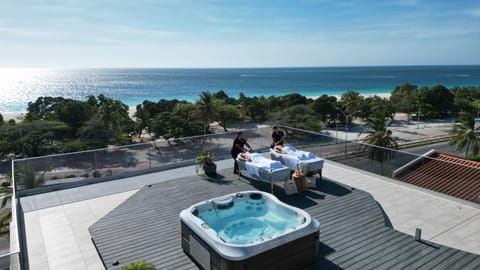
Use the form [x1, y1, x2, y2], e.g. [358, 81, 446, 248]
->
[0, 162, 21, 270]
[12, 127, 273, 194]
[12, 125, 480, 196]
[0, 252, 21, 270]
[280, 125, 480, 204]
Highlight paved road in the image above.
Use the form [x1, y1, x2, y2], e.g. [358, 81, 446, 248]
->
[403, 141, 457, 156]
[324, 120, 454, 143]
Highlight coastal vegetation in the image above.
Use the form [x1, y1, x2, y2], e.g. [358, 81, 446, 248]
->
[449, 113, 479, 158]
[361, 112, 399, 174]
[120, 261, 156, 270]
[0, 84, 479, 162]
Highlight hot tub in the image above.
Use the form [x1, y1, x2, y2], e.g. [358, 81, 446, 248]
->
[180, 191, 320, 270]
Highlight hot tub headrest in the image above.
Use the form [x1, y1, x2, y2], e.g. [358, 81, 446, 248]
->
[249, 193, 263, 200]
[213, 197, 234, 210]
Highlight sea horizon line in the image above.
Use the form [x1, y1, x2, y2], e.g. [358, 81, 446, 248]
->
[1, 64, 480, 70]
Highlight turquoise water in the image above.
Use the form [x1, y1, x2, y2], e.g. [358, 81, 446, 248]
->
[1, 65, 479, 112]
[197, 198, 300, 245]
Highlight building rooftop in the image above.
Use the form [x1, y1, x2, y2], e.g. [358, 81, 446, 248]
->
[393, 150, 480, 203]
[19, 159, 480, 270]
[90, 168, 480, 270]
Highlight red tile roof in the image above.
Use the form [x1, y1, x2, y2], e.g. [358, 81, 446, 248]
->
[394, 151, 480, 203]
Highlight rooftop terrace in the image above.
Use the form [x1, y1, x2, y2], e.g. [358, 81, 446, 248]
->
[17, 159, 480, 270]
[7, 126, 480, 269]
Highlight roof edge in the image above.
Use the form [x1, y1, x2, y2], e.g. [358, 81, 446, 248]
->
[392, 149, 437, 177]
[329, 159, 480, 210]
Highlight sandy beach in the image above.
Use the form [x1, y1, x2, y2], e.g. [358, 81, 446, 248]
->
[1, 112, 26, 122]
[1, 109, 137, 122]
[306, 93, 391, 100]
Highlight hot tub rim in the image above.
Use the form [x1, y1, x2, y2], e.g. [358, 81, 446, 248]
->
[180, 190, 320, 261]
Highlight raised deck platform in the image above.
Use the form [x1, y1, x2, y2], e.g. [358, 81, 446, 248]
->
[89, 170, 480, 270]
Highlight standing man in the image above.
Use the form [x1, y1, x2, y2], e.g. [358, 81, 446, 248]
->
[271, 126, 285, 148]
[230, 132, 252, 175]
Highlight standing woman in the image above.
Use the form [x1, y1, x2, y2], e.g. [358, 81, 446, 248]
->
[230, 132, 252, 175]
[271, 126, 285, 148]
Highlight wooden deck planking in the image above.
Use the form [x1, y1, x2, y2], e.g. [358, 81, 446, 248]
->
[89, 170, 480, 270]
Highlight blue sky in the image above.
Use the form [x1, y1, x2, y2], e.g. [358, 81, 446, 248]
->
[1, 0, 479, 68]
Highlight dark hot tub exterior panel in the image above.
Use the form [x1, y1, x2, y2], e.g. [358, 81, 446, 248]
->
[181, 220, 319, 270]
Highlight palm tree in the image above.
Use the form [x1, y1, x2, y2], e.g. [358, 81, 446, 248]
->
[449, 113, 479, 158]
[133, 104, 151, 138]
[197, 92, 215, 137]
[361, 112, 398, 174]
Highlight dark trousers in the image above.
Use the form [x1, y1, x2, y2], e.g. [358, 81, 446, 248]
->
[231, 152, 239, 173]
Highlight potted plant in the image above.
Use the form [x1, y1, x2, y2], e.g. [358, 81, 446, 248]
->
[196, 150, 217, 176]
[121, 261, 155, 270]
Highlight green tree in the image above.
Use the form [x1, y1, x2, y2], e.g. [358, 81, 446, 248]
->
[56, 100, 95, 135]
[310, 95, 337, 123]
[149, 112, 170, 138]
[25, 96, 70, 121]
[62, 139, 96, 152]
[132, 99, 183, 137]
[340, 90, 363, 112]
[449, 113, 479, 158]
[281, 93, 308, 107]
[173, 103, 196, 121]
[77, 116, 114, 148]
[249, 97, 269, 121]
[452, 86, 480, 114]
[196, 92, 215, 136]
[88, 95, 135, 144]
[390, 83, 417, 122]
[213, 99, 241, 132]
[421, 85, 455, 118]
[150, 111, 203, 139]
[0, 122, 17, 157]
[338, 90, 363, 125]
[0, 113, 3, 125]
[14, 120, 69, 157]
[155, 99, 181, 113]
[361, 112, 398, 174]
[133, 104, 151, 138]
[266, 95, 278, 110]
[277, 105, 324, 131]
[237, 94, 268, 122]
[360, 96, 395, 120]
[213, 90, 237, 105]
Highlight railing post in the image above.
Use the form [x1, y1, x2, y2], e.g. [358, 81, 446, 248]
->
[94, 151, 98, 172]
[11, 160, 17, 192]
[149, 147, 152, 169]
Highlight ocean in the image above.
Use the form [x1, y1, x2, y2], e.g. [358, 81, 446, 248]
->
[1, 65, 480, 112]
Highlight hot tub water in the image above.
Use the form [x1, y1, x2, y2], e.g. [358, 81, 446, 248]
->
[196, 195, 302, 245]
